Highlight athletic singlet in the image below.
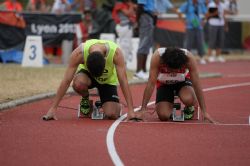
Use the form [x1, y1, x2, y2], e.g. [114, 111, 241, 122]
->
[156, 48, 190, 87]
[77, 39, 118, 85]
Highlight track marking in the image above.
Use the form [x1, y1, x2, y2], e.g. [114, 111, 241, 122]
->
[203, 82, 250, 92]
[226, 74, 250, 78]
[249, 116, 250, 125]
[106, 82, 250, 166]
[122, 121, 250, 126]
[106, 102, 153, 166]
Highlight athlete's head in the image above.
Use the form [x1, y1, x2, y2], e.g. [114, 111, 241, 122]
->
[87, 51, 105, 77]
[161, 47, 188, 69]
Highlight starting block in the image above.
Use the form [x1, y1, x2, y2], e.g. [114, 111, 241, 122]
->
[172, 95, 200, 122]
[172, 103, 184, 121]
[77, 100, 105, 120]
[91, 101, 105, 120]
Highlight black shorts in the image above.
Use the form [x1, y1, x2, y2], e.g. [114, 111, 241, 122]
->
[156, 79, 192, 104]
[77, 69, 119, 104]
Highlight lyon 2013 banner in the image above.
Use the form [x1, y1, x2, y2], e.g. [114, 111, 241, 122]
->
[0, 11, 82, 50]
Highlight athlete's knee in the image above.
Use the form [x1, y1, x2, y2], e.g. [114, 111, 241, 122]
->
[157, 109, 171, 121]
[103, 103, 121, 120]
[179, 89, 197, 106]
[181, 94, 194, 106]
[72, 77, 89, 96]
[105, 111, 120, 120]
[158, 114, 169, 121]
[104, 108, 120, 120]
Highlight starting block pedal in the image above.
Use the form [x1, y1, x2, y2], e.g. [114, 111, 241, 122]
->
[91, 101, 105, 120]
[172, 103, 184, 122]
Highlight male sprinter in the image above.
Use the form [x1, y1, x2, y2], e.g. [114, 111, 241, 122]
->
[43, 39, 136, 120]
[137, 47, 217, 123]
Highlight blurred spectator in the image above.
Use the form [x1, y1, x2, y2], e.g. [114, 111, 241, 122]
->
[67, 0, 84, 13]
[82, 10, 94, 40]
[26, 0, 49, 13]
[224, 0, 238, 15]
[134, 0, 156, 79]
[51, 0, 70, 14]
[82, 0, 96, 11]
[0, 0, 23, 12]
[179, 0, 207, 64]
[76, 9, 94, 44]
[90, 1, 116, 38]
[112, 0, 136, 67]
[155, 0, 181, 15]
[154, 0, 183, 49]
[205, 0, 229, 63]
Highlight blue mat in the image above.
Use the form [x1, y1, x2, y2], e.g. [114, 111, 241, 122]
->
[0, 50, 49, 64]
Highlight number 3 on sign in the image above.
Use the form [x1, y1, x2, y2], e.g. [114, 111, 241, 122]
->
[29, 45, 37, 60]
[22, 35, 43, 67]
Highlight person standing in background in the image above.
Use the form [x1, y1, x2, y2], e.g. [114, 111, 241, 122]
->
[82, 0, 96, 11]
[112, 0, 137, 68]
[26, 0, 49, 13]
[205, 0, 229, 63]
[154, 0, 183, 49]
[155, 0, 181, 16]
[134, 0, 156, 80]
[224, 0, 238, 15]
[51, 0, 70, 14]
[179, 0, 208, 65]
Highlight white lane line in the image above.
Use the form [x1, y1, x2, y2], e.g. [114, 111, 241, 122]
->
[122, 121, 250, 126]
[106, 82, 250, 166]
[226, 74, 250, 78]
[106, 102, 154, 166]
[249, 116, 250, 125]
[203, 82, 250, 92]
[106, 114, 127, 166]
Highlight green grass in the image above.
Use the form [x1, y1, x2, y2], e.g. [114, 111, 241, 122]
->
[0, 64, 66, 103]
[0, 63, 135, 104]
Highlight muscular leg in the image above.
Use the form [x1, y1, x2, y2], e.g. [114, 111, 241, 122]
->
[155, 101, 173, 121]
[178, 86, 198, 107]
[102, 102, 121, 120]
[72, 73, 92, 97]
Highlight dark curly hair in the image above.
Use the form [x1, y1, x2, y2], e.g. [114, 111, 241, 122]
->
[86, 51, 105, 77]
[161, 47, 188, 69]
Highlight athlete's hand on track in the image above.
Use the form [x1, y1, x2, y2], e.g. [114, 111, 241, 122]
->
[134, 108, 146, 121]
[42, 108, 58, 121]
[126, 111, 136, 121]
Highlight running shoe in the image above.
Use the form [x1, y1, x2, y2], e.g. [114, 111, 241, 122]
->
[199, 58, 206, 65]
[134, 70, 149, 80]
[217, 56, 225, 63]
[80, 96, 90, 115]
[208, 56, 216, 62]
[183, 106, 194, 120]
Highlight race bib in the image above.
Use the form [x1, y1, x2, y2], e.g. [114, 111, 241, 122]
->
[157, 73, 185, 84]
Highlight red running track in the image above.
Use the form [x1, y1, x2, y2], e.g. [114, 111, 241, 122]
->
[1, 60, 250, 166]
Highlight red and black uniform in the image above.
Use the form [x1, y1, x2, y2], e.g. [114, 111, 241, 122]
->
[156, 48, 192, 103]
